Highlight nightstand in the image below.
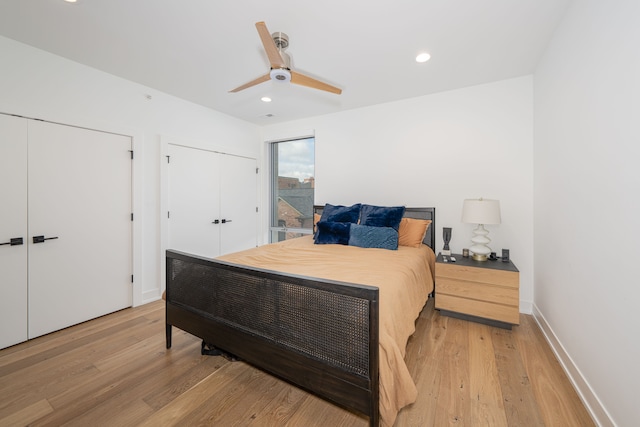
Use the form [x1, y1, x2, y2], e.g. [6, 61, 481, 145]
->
[435, 253, 520, 328]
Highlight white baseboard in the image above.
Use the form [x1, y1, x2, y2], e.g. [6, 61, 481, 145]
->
[519, 300, 533, 314]
[140, 289, 163, 306]
[531, 304, 615, 427]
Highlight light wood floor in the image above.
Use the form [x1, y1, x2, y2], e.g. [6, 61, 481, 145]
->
[0, 298, 595, 427]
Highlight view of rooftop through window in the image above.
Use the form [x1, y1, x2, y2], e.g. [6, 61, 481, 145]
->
[270, 137, 315, 242]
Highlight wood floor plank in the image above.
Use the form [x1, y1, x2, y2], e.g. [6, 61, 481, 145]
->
[61, 398, 155, 427]
[35, 331, 207, 426]
[434, 316, 472, 426]
[492, 324, 546, 426]
[468, 322, 509, 426]
[0, 299, 596, 427]
[210, 368, 284, 426]
[285, 393, 366, 427]
[141, 341, 228, 411]
[0, 302, 159, 368]
[173, 364, 274, 426]
[0, 399, 53, 427]
[515, 315, 595, 427]
[245, 380, 311, 426]
[395, 299, 446, 426]
[136, 361, 249, 427]
[0, 317, 147, 377]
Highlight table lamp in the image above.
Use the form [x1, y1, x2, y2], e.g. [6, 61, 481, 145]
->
[461, 198, 501, 261]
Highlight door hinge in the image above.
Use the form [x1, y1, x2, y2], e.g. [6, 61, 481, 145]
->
[131, 275, 134, 283]
[256, 167, 259, 174]
[129, 150, 134, 160]
[131, 213, 134, 221]
[167, 211, 170, 218]
[166, 155, 170, 163]
[256, 206, 259, 212]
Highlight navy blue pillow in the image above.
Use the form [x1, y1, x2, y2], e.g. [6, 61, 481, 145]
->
[349, 224, 398, 250]
[359, 205, 405, 231]
[314, 221, 351, 245]
[320, 203, 361, 223]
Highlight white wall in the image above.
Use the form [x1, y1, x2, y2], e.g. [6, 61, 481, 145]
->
[533, 1, 640, 426]
[0, 35, 261, 305]
[263, 76, 535, 312]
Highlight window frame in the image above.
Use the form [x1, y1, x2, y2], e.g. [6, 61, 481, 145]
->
[269, 137, 315, 243]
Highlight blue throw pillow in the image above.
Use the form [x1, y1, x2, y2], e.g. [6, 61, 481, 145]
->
[359, 205, 405, 231]
[314, 221, 351, 245]
[319, 203, 361, 223]
[349, 224, 398, 250]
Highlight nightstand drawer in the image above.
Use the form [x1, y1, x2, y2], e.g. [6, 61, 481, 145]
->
[437, 263, 518, 288]
[437, 277, 518, 306]
[436, 294, 520, 325]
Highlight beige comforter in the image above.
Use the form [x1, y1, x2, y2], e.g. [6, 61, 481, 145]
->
[218, 235, 435, 427]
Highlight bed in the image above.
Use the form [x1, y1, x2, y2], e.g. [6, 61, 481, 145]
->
[165, 205, 436, 427]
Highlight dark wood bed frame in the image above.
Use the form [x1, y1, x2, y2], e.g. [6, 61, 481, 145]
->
[165, 206, 435, 427]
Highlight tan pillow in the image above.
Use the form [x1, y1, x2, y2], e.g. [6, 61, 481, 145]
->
[313, 213, 321, 232]
[398, 218, 431, 248]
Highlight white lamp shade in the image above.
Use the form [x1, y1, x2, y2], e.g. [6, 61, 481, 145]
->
[461, 199, 501, 225]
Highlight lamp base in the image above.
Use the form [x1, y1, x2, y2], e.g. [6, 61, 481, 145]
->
[469, 224, 492, 262]
[472, 253, 488, 261]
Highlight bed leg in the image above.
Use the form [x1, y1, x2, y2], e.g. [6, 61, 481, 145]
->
[166, 324, 172, 349]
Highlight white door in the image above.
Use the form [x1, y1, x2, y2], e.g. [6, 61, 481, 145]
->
[0, 114, 28, 349]
[219, 154, 258, 255]
[27, 121, 132, 338]
[168, 144, 221, 258]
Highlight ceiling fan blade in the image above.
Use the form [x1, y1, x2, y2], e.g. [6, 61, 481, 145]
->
[229, 73, 271, 93]
[255, 21, 287, 69]
[290, 71, 342, 95]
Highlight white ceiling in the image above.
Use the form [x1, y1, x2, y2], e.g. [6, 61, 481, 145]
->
[0, 0, 570, 125]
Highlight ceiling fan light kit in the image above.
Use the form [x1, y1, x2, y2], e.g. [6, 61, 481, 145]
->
[229, 21, 342, 95]
[270, 68, 291, 83]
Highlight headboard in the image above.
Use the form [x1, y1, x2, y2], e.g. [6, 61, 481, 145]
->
[313, 205, 436, 250]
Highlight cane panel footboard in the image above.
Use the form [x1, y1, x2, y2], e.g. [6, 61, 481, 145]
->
[166, 250, 380, 426]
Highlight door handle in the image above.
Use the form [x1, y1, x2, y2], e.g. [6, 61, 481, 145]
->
[32, 235, 59, 244]
[221, 219, 232, 224]
[212, 219, 220, 224]
[0, 237, 24, 246]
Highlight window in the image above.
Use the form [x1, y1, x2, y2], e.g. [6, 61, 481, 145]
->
[270, 137, 315, 243]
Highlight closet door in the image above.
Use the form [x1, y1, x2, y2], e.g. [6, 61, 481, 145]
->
[27, 121, 132, 339]
[219, 154, 258, 255]
[168, 144, 221, 258]
[0, 114, 28, 349]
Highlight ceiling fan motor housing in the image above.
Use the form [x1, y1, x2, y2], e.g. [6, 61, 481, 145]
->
[272, 32, 289, 49]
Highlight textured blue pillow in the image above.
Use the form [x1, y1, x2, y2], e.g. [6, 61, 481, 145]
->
[320, 203, 361, 223]
[314, 221, 351, 245]
[359, 205, 405, 231]
[348, 224, 398, 250]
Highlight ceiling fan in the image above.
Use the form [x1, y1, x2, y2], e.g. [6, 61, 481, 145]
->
[229, 21, 342, 95]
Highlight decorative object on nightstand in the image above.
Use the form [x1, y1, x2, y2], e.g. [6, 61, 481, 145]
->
[461, 198, 501, 261]
[442, 227, 452, 256]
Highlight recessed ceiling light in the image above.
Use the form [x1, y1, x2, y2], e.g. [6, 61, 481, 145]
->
[64, 0, 78, 3]
[416, 52, 431, 63]
[261, 97, 272, 103]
